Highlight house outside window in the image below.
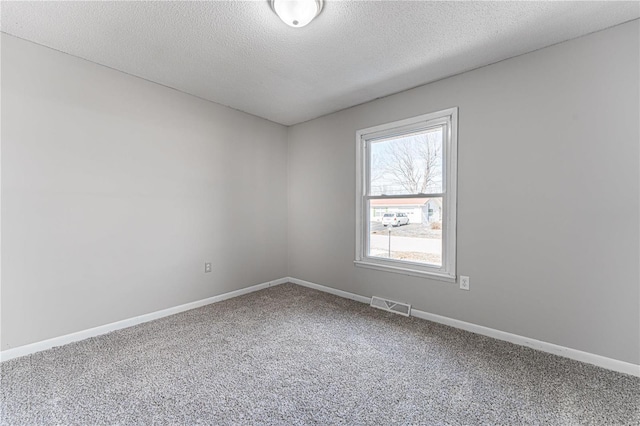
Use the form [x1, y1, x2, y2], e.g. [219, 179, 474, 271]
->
[355, 108, 458, 281]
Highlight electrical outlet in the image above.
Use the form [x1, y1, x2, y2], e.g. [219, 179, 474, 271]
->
[204, 262, 212, 273]
[460, 275, 470, 291]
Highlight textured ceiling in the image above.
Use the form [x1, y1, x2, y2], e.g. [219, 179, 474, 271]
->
[1, 1, 638, 125]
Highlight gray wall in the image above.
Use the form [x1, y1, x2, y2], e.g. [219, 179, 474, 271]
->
[288, 21, 640, 364]
[1, 34, 288, 350]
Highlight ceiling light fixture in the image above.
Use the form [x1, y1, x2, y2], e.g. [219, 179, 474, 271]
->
[271, 0, 323, 28]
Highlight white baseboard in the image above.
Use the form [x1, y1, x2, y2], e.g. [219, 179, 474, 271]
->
[0, 277, 288, 362]
[288, 277, 371, 304]
[3, 276, 638, 378]
[409, 309, 640, 377]
[287, 277, 640, 377]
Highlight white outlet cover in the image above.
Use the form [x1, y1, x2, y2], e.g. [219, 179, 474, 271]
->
[460, 276, 470, 290]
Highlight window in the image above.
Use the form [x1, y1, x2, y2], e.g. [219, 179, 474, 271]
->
[355, 108, 458, 281]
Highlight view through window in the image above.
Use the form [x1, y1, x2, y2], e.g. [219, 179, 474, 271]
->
[368, 128, 444, 266]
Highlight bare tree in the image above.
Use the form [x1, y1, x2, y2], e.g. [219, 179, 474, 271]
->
[382, 133, 441, 194]
[416, 134, 441, 192]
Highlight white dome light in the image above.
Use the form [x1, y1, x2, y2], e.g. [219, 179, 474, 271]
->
[271, 0, 323, 28]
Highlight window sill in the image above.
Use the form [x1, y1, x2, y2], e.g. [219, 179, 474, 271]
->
[354, 260, 456, 282]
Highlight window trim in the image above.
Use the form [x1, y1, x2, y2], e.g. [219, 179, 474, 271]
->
[354, 107, 458, 282]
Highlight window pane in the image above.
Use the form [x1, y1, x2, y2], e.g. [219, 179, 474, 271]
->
[369, 128, 443, 196]
[368, 197, 443, 266]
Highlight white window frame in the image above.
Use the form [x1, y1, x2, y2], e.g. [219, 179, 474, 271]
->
[354, 107, 458, 282]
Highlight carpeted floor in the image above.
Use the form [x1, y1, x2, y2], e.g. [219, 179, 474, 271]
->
[1, 283, 639, 425]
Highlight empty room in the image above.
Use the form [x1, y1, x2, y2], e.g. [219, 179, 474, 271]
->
[1, 1, 639, 424]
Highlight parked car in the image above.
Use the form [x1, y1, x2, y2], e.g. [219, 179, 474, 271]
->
[381, 212, 409, 227]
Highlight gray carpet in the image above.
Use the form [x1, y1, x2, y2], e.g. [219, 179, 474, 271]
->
[1, 283, 639, 425]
